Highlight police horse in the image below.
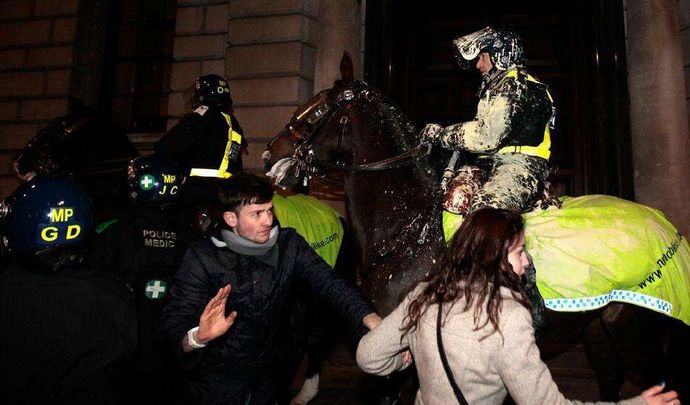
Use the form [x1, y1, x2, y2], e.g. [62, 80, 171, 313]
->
[11, 101, 139, 225]
[264, 58, 690, 402]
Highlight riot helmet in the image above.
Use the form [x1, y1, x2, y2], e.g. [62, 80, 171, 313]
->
[194, 74, 233, 110]
[453, 26, 525, 71]
[0, 177, 91, 256]
[128, 155, 183, 205]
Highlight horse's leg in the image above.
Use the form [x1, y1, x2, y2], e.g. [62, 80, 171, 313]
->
[524, 252, 550, 339]
[291, 219, 356, 405]
[291, 346, 323, 404]
[592, 304, 668, 399]
[361, 368, 418, 405]
[289, 296, 330, 405]
[667, 319, 690, 400]
[582, 314, 625, 401]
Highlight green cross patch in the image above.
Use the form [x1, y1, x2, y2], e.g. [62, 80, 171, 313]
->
[145, 279, 167, 299]
[139, 174, 155, 190]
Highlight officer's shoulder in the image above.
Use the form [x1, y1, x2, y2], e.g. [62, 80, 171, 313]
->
[82, 270, 135, 302]
[187, 238, 215, 253]
[279, 227, 299, 239]
[280, 227, 313, 250]
[277, 227, 301, 243]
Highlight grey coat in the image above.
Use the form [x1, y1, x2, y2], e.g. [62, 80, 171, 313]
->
[356, 285, 645, 405]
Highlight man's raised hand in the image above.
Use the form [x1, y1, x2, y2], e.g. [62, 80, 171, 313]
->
[196, 284, 238, 343]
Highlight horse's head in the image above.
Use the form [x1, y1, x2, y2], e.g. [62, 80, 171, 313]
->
[13, 111, 92, 181]
[264, 78, 374, 186]
[12, 101, 138, 225]
[264, 54, 423, 188]
[265, 53, 446, 315]
[13, 101, 137, 182]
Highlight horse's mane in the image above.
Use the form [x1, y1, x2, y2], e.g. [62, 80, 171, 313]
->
[348, 81, 438, 190]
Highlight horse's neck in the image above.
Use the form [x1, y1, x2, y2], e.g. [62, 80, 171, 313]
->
[342, 88, 443, 264]
[344, 164, 440, 260]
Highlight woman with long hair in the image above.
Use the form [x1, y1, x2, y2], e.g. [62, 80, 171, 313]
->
[357, 208, 679, 405]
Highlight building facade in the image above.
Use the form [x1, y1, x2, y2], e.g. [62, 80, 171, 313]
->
[0, 0, 688, 235]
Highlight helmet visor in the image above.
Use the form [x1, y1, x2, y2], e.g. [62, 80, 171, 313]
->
[452, 26, 497, 70]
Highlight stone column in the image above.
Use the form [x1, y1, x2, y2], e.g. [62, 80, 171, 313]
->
[226, 0, 319, 174]
[167, 1, 231, 130]
[626, 0, 690, 236]
[313, 0, 363, 92]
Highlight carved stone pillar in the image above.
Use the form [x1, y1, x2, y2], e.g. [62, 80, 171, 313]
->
[313, 0, 363, 92]
[626, 0, 690, 236]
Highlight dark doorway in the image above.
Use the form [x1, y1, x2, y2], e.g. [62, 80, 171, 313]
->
[100, 0, 177, 133]
[365, 0, 633, 198]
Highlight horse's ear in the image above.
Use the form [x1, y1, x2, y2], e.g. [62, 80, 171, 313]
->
[340, 50, 354, 84]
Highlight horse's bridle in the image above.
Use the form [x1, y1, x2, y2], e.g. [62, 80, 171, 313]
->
[268, 86, 431, 181]
[266, 84, 441, 259]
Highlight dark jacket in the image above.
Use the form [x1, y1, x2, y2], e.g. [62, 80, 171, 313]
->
[489, 69, 552, 151]
[444, 68, 552, 158]
[0, 258, 137, 404]
[154, 107, 245, 211]
[154, 106, 244, 175]
[157, 227, 374, 404]
[91, 207, 188, 403]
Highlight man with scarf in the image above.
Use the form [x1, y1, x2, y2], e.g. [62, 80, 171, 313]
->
[157, 173, 380, 404]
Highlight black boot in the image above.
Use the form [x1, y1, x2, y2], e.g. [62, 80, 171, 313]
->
[524, 251, 550, 340]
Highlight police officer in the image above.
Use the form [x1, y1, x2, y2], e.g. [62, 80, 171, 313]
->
[0, 177, 136, 404]
[91, 155, 187, 403]
[421, 27, 553, 335]
[154, 74, 246, 233]
[421, 27, 555, 213]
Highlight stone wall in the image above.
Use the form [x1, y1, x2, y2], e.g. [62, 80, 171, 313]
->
[226, 0, 320, 175]
[160, 0, 327, 177]
[0, 0, 101, 197]
[167, 0, 231, 130]
[0, 0, 364, 211]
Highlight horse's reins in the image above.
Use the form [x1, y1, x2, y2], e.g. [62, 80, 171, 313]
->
[300, 142, 431, 173]
[320, 89, 439, 258]
[270, 86, 442, 259]
[281, 88, 432, 177]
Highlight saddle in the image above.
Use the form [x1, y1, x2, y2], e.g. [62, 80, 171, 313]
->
[441, 165, 561, 216]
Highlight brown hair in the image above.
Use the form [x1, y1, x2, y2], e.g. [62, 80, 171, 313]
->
[217, 173, 273, 215]
[402, 208, 530, 339]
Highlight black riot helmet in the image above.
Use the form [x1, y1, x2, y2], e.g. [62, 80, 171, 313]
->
[453, 26, 525, 71]
[0, 177, 91, 257]
[127, 155, 184, 205]
[194, 74, 233, 110]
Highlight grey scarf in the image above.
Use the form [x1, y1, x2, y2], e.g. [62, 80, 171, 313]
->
[211, 225, 279, 256]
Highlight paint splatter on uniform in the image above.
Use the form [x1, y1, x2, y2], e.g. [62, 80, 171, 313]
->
[438, 68, 553, 212]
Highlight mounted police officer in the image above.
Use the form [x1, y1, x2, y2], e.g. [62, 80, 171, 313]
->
[154, 74, 246, 234]
[421, 27, 553, 336]
[0, 177, 136, 403]
[421, 26, 555, 214]
[91, 155, 187, 403]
